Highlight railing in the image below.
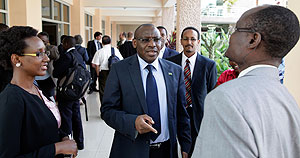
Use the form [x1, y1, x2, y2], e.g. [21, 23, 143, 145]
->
[201, 6, 249, 18]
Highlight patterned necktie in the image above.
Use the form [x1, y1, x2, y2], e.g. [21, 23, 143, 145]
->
[145, 65, 161, 141]
[184, 59, 192, 107]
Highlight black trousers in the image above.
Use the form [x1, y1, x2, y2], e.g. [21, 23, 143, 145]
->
[89, 66, 98, 91]
[98, 70, 109, 104]
[57, 98, 84, 149]
[149, 140, 170, 158]
[187, 107, 198, 158]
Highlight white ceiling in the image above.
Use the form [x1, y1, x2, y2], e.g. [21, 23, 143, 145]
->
[83, 0, 176, 24]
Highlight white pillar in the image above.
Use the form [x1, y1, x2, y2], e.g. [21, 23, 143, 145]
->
[285, 0, 300, 106]
[176, 0, 201, 52]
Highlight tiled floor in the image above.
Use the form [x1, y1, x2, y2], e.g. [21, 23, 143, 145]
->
[77, 92, 114, 158]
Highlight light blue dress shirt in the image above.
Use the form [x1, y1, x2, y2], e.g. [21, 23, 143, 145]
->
[137, 55, 169, 144]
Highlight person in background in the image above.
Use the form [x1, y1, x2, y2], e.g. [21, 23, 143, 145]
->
[74, 35, 89, 65]
[117, 32, 127, 48]
[92, 35, 123, 105]
[118, 31, 137, 58]
[101, 24, 191, 158]
[168, 26, 217, 157]
[215, 60, 240, 87]
[157, 26, 179, 59]
[36, 32, 60, 100]
[53, 36, 85, 151]
[0, 23, 10, 93]
[278, 58, 285, 84]
[87, 32, 102, 94]
[0, 26, 77, 158]
[193, 5, 300, 158]
[58, 35, 67, 55]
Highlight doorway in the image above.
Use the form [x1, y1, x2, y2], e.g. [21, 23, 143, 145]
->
[42, 21, 59, 45]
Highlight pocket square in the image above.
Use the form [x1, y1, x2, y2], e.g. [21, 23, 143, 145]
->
[168, 72, 172, 76]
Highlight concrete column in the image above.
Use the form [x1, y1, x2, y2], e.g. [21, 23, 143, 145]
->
[176, 0, 201, 52]
[93, 9, 101, 32]
[112, 22, 117, 47]
[162, 6, 175, 39]
[285, 0, 300, 106]
[153, 17, 162, 26]
[105, 16, 111, 36]
[9, 0, 42, 31]
[70, 0, 84, 36]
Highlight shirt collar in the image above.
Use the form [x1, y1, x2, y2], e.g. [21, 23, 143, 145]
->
[103, 44, 111, 48]
[158, 46, 166, 58]
[182, 52, 197, 65]
[66, 47, 75, 53]
[137, 54, 159, 71]
[238, 64, 277, 78]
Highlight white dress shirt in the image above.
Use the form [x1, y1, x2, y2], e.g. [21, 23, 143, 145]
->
[137, 55, 169, 144]
[92, 44, 123, 71]
[93, 39, 101, 51]
[181, 52, 198, 79]
[158, 46, 166, 59]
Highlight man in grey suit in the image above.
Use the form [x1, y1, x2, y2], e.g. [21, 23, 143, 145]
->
[193, 5, 300, 158]
[101, 24, 191, 158]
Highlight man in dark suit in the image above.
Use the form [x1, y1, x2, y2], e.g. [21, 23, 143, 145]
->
[86, 31, 102, 94]
[101, 24, 192, 158]
[119, 31, 137, 58]
[168, 26, 217, 157]
[157, 26, 179, 59]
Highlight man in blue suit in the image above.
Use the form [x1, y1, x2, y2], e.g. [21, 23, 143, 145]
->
[157, 26, 179, 59]
[168, 26, 217, 157]
[101, 24, 192, 158]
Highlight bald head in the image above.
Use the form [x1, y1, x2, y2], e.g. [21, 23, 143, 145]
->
[133, 24, 162, 63]
[134, 24, 156, 38]
[239, 5, 300, 58]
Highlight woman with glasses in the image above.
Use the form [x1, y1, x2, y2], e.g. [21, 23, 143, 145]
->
[0, 26, 78, 158]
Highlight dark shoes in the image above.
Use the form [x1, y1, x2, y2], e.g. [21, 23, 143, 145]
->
[77, 144, 84, 150]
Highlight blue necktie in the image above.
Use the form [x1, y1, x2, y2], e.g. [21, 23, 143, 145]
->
[146, 65, 161, 141]
[97, 41, 101, 50]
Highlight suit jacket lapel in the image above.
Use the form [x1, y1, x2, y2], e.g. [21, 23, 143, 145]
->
[174, 53, 183, 66]
[192, 53, 202, 84]
[128, 56, 148, 113]
[159, 59, 174, 118]
[162, 48, 169, 59]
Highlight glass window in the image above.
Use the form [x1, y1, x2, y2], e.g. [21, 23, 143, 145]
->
[85, 29, 89, 43]
[216, 0, 223, 6]
[0, 0, 5, 10]
[90, 29, 93, 40]
[0, 12, 5, 24]
[42, 0, 51, 19]
[102, 20, 105, 35]
[85, 14, 89, 27]
[63, 4, 69, 22]
[54, 1, 61, 21]
[90, 16, 93, 27]
[64, 24, 69, 35]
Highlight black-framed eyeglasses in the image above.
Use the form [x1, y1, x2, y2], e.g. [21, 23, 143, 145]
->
[229, 27, 255, 35]
[20, 51, 50, 58]
[136, 37, 161, 43]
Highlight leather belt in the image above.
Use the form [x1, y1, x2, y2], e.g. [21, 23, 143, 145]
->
[149, 140, 169, 149]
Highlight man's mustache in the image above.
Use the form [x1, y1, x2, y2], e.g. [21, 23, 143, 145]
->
[185, 44, 193, 48]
